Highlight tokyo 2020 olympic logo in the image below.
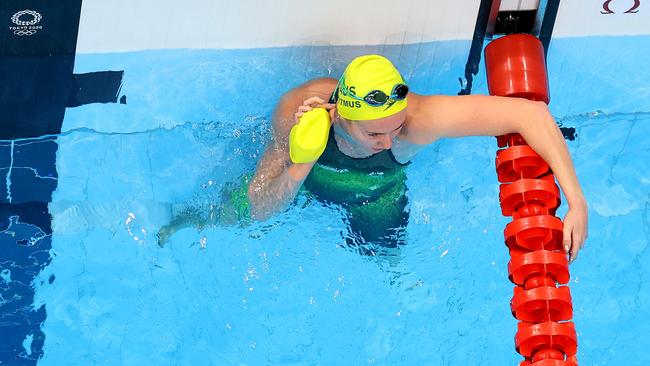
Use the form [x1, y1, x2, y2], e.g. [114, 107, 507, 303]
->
[9, 10, 43, 36]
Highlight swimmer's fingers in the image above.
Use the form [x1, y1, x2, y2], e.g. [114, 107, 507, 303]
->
[569, 223, 588, 264]
[563, 205, 588, 264]
[302, 96, 325, 107]
[297, 105, 313, 113]
[295, 99, 334, 123]
[294, 105, 314, 123]
[293, 111, 305, 124]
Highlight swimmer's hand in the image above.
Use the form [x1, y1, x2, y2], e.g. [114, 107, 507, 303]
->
[294, 96, 336, 117]
[289, 97, 334, 164]
[563, 199, 588, 263]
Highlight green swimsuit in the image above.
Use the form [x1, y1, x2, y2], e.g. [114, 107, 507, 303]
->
[223, 127, 410, 247]
[303, 126, 409, 246]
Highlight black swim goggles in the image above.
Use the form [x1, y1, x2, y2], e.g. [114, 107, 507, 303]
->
[333, 75, 409, 107]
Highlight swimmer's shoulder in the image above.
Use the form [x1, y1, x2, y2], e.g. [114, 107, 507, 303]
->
[402, 93, 447, 145]
[272, 78, 338, 144]
[277, 78, 337, 113]
[299, 77, 338, 100]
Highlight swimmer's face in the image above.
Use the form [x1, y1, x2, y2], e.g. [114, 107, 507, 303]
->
[342, 109, 407, 154]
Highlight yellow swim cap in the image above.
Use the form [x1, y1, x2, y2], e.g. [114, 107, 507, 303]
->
[335, 55, 408, 121]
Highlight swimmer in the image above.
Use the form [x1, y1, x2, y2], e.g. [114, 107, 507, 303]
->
[246, 55, 588, 261]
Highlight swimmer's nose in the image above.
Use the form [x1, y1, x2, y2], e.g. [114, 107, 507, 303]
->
[379, 135, 392, 149]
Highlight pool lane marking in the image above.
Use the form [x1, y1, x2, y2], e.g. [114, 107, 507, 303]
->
[6, 141, 14, 203]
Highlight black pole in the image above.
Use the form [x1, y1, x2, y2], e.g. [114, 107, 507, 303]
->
[539, 0, 561, 57]
[459, 0, 494, 95]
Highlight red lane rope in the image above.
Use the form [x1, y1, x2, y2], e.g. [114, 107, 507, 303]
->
[484, 34, 579, 366]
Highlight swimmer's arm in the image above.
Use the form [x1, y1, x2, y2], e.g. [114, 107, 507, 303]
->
[413, 94, 588, 261]
[248, 79, 335, 221]
[247, 140, 314, 221]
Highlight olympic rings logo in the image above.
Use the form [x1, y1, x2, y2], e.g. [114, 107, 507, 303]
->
[11, 10, 42, 26]
[14, 29, 38, 36]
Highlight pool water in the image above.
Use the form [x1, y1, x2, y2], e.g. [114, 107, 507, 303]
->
[2, 37, 650, 365]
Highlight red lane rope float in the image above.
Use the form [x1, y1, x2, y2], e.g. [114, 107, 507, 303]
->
[496, 145, 550, 182]
[485, 34, 579, 366]
[511, 285, 572, 322]
[509, 250, 570, 286]
[504, 214, 564, 252]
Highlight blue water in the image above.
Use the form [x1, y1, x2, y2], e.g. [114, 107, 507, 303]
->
[2, 37, 649, 365]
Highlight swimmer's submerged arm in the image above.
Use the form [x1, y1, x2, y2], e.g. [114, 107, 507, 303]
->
[414, 94, 588, 261]
[247, 79, 335, 221]
[247, 139, 314, 221]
